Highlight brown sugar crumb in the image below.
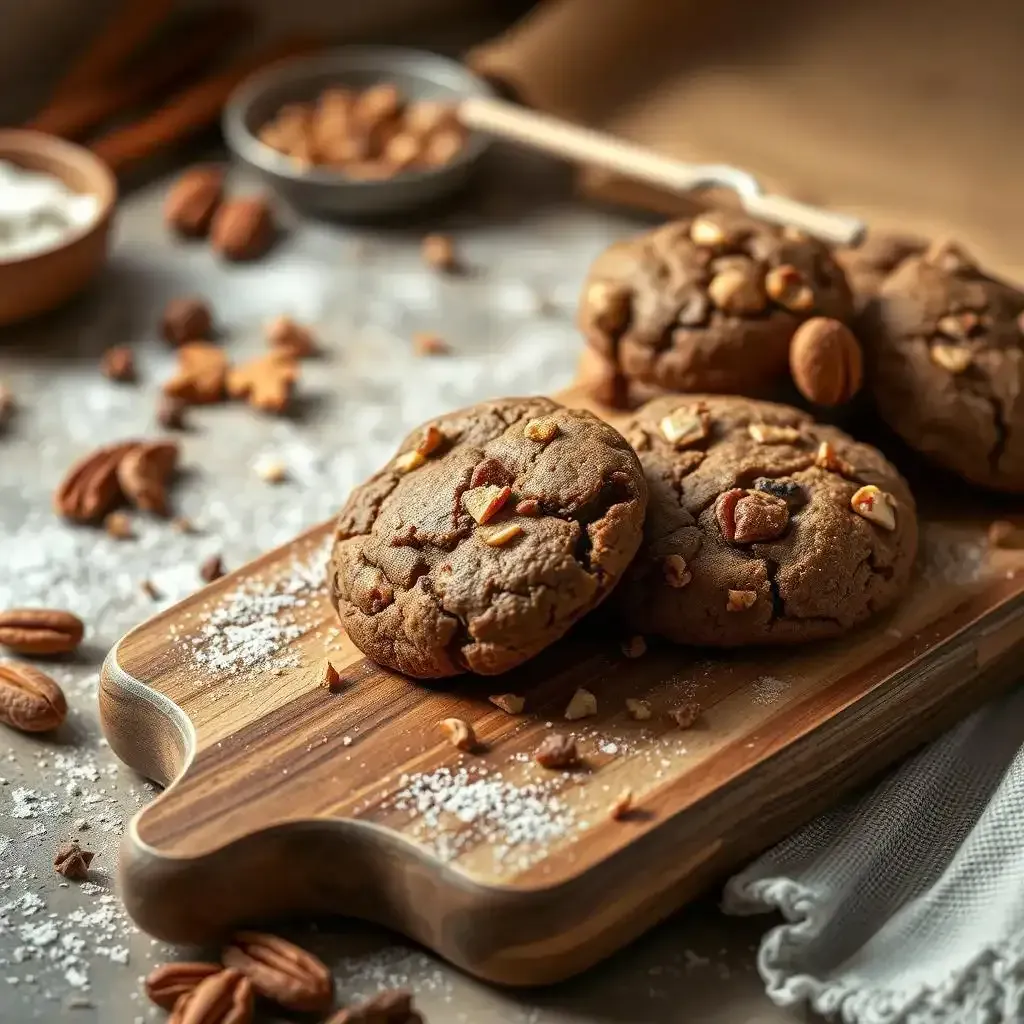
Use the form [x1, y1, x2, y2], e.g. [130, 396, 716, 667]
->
[672, 701, 701, 729]
[421, 233, 458, 272]
[621, 635, 647, 659]
[100, 346, 135, 383]
[534, 733, 578, 769]
[199, 554, 225, 583]
[610, 789, 634, 820]
[412, 331, 449, 356]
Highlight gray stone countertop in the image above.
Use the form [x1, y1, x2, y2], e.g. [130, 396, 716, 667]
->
[0, 147, 799, 1024]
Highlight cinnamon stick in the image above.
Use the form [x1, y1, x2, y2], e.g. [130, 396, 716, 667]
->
[90, 37, 322, 175]
[49, 0, 175, 104]
[29, 7, 254, 141]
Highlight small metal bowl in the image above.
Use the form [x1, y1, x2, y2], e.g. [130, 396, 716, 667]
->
[223, 46, 495, 218]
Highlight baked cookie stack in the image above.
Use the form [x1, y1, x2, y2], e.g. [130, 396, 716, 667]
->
[328, 213, 1024, 678]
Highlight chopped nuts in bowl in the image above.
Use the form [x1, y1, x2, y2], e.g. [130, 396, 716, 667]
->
[223, 47, 494, 218]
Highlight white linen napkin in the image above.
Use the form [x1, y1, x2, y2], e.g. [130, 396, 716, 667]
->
[723, 686, 1024, 1024]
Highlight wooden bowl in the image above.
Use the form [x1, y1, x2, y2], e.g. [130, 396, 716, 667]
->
[0, 130, 116, 327]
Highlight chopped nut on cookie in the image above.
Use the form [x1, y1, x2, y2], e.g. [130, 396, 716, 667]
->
[394, 450, 426, 473]
[765, 264, 814, 311]
[515, 498, 540, 516]
[726, 589, 757, 612]
[586, 281, 631, 334]
[662, 554, 692, 587]
[708, 266, 768, 316]
[753, 477, 807, 507]
[482, 523, 523, 547]
[463, 484, 511, 525]
[565, 687, 597, 721]
[815, 440, 856, 478]
[717, 488, 790, 544]
[524, 418, 559, 443]
[851, 485, 897, 530]
[748, 422, 800, 445]
[415, 425, 444, 457]
[659, 407, 709, 448]
[929, 343, 972, 374]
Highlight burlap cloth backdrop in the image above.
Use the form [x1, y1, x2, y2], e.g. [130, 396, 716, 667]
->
[468, 0, 1024, 278]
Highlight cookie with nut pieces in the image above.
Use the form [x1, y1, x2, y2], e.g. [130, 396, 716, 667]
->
[861, 242, 1024, 492]
[328, 397, 647, 677]
[577, 209, 854, 406]
[616, 394, 917, 646]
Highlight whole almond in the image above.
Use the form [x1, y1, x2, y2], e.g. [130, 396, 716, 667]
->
[210, 196, 276, 262]
[789, 317, 863, 406]
[222, 932, 332, 1013]
[145, 962, 222, 1010]
[0, 609, 84, 655]
[165, 166, 225, 238]
[117, 441, 179, 516]
[0, 660, 68, 732]
[55, 442, 136, 522]
[168, 968, 253, 1024]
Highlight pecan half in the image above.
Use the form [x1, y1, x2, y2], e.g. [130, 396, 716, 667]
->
[54, 840, 94, 879]
[716, 489, 790, 544]
[117, 441, 179, 516]
[54, 442, 136, 522]
[145, 962, 222, 1010]
[164, 166, 224, 238]
[221, 932, 333, 1013]
[210, 196, 276, 262]
[0, 660, 67, 732]
[168, 968, 254, 1024]
[0, 608, 84, 655]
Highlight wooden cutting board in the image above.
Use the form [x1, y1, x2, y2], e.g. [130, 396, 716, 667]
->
[100, 379, 1024, 987]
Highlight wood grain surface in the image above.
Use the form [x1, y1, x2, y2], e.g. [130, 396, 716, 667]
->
[100, 382, 1024, 986]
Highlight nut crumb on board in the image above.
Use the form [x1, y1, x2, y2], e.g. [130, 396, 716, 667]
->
[489, 693, 525, 714]
[625, 698, 652, 721]
[672, 701, 701, 729]
[610, 789, 634, 820]
[439, 717, 477, 752]
[564, 687, 597, 721]
[534, 733, 579, 769]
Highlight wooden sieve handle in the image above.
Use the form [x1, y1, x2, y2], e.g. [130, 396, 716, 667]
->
[458, 95, 864, 246]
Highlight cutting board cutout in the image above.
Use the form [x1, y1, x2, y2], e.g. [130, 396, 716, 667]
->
[100, 382, 1024, 986]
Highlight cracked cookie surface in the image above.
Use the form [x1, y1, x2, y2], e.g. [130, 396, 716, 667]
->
[862, 246, 1024, 492]
[577, 210, 853, 403]
[617, 395, 917, 646]
[328, 397, 647, 678]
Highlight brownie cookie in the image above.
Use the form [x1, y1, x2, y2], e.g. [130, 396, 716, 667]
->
[836, 231, 927, 314]
[618, 395, 917, 646]
[578, 209, 854, 405]
[862, 242, 1024, 492]
[328, 398, 647, 678]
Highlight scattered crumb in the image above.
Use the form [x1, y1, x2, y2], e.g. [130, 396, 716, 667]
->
[671, 701, 701, 729]
[103, 512, 133, 540]
[610, 789, 634, 820]
[421, 233, 457, 272]
[621, 635, 646, 659]
[564, 688, 597, 721]
[625, 698, 652, 721]
[253, 455, 287, 484]
[488, 693, 525, 715]
[412, 331, 449, 357]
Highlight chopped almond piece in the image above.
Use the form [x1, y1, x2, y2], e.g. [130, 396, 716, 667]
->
[463, 485, 511, 525]
[489, 693, 526, 714]
[565, 687, 597, 721]
[482, 523, 523, 547]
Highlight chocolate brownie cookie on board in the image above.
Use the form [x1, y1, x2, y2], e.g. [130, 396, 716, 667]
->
[577, 209, 854, 406]
[328, 398, 647, 678]
[617, 395, 917, 647]
[862, 241, 1024, 492]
